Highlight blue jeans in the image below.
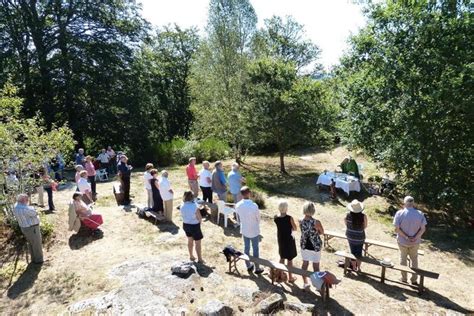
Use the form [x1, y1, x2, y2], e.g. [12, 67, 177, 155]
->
[243, 236, 260, 268]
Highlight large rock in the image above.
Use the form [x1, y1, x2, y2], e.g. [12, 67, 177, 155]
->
[254, 293, 284, 314]
[231, 286, 261, 301]
[284, 301, 315, 313]
[197, 300, 233, 316]
[171, 261, 196, 278]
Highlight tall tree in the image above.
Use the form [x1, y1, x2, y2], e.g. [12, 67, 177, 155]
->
[336, 1, 473, 213]
[190, 0, 257, 160]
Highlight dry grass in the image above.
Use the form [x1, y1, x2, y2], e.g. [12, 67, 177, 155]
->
[0, 146, 473, 314]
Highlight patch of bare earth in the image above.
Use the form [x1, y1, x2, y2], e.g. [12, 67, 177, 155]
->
[1, 146, 473, 314]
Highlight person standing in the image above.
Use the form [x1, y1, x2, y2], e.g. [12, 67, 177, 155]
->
[117, 155, 133, 205]
[159, 170, 174, 222]
[13, 194, 44, 264]
[198, 161, 213, 202]
[228, 162, 245, 203]
[345, 200, 368, 272]
[75, 148, 85, 166]
[211, 161, 227, 201]
[149, 169, 164, 213]
[393, 196, 427, 284]
[107, 146, 116, 174]
[41, 171, 55, 212]
[143, 163, 154, 209]
[186, 157, 199, 198]
[180, 191, 204, 262]
[235, 186, 263, 274]
[97, 149, 110, 170]
[299, 202, 324, 289]
[274, 199, 298, 282]
[85, 156, 97, 198]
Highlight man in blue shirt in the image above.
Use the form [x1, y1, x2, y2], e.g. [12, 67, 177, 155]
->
[75, 148, 85, 166]
[228, 162, 245, 203]
[393, 196, 427, 284]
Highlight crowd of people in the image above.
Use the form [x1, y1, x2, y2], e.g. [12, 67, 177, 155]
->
[11, 151, 427, 289]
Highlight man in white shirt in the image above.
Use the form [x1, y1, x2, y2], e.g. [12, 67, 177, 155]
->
[235, 186, 263, 274]
[198, 161, 213, 202]
[159, 170, 174, 222]
[143, 163, 154, 209]
[13, 194, 44, 264]
[97, 148, 110, 170]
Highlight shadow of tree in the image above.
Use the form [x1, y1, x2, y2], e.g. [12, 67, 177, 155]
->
[7, 262, 42, 299]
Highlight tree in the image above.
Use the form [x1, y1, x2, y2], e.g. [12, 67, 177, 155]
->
[336, 1, 473, 214]
[252, 15, 321, 73]
[0, 82, 75, 220]
[245, 58, 332, 173]
[190, 0, 257, 161]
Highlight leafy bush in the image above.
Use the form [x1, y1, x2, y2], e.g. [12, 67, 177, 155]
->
[153, 137, 230, 166]
[251, 191, 266, 209]
[8, 213, 55, 242]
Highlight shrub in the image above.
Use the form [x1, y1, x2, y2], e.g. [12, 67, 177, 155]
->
[195, 138, 230, 162]
[251, 191, 266, 209]
[8, 213, 54, 242]
[153, 137, 186, 166]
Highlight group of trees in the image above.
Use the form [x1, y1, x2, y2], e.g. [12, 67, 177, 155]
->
[0, 0, 471, 213]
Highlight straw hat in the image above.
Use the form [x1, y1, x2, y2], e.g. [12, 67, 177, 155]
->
[347, 199, 364, 213]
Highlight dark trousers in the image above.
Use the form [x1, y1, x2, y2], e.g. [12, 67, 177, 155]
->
[100, 162, 109, 171]
[88, 176, 96, 195]
[201, 186, 213, 203]
[122, 176, 131, 204]
[44, 187, 55, 211]
[152, 191, 164, 212]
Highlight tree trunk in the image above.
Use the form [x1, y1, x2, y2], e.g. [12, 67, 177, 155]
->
[279, 150, 287, 174]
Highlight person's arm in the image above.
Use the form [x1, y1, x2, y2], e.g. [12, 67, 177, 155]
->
[315, 220, 324, 235]
[24, 206, 39, 217]
[196, 206, 202, 223]
[290, 216, 297, 231]
[256, 206, 261, 225]
[395, 226, 409, 239]
[154, 180, 160, 190]
[414, 224, 426, 240]
[364, 214, 368, 229]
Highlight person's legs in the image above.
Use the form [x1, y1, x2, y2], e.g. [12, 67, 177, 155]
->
[146, 189, 153, 209]
[287, 260, 296, 281]
[164, 199, 173, 221]
[312, 261, 320, 272]
[45, 187, 55, 211]
[233, 193, 242, 203]
[195, 239, 202, 262]
[88, 176, 96, 195]
[398, 243, 409, 282]
[243, 236, 252, 269]
[187, 237, 195, 260]
[408, 244, 419, 283]
[251, 236, 260, 269]
[218, 191, 226, 201]
[36, 186, 44, 206]
[123, 177, 130, 204]
[21, 225, 44, 263]
[301, 260, 309, 286]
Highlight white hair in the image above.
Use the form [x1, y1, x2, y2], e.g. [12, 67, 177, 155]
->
[232, 162, 239, 170]
[278, 199, 288, 214]
[16, 193, 29, 203]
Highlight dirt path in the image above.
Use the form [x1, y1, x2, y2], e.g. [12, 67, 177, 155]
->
[1, 147, 473, 314]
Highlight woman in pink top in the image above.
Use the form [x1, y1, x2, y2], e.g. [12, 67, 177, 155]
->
[85, 156, 97, 197]
[186, 157, 199, 198]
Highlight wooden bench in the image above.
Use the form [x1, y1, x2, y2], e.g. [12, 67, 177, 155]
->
[335, 251, 438, 293]
[228, 254, 331, 302]
[324, 230, 425, 256]
[145, 210, 165, 225]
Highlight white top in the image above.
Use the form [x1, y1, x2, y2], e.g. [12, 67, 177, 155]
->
[97, 152, 110, 163]
[235, 199, 260, 238]
[198, 169, 212, 187]
[77, 177, 91, 194]
[143, 171, 153, 190]
[158, 177, 173, 201]
[180, 202, 199, 224]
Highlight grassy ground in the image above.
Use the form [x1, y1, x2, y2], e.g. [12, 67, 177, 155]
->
[0, 146, 473, 314]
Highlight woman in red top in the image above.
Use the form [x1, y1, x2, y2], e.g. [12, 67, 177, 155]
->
[186, 157, 199, 198]
[85, 156, 97, 197]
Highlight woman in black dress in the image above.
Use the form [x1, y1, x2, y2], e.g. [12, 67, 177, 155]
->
[274, 199, 298, 282]
[149, 169, 164, 213]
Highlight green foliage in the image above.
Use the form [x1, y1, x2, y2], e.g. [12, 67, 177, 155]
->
[336, 1, 473, 214]
[8, 213, 55, 242]
[154, 138, 230, 166]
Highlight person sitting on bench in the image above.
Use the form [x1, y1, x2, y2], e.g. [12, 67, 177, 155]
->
[393, 196, 427, 285]
[299, 202, 324, 290]
[72, 192, 103, 234]
[274, 199, 298, 283]
[345, 200, 367, 272]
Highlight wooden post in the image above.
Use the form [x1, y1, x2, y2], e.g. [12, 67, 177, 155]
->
[381, 266, 386, 283]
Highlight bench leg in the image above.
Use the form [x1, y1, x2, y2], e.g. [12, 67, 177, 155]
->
[418, 276, 425, 294]
[343, 258, 350, 275]
[381, 266, 386, 283]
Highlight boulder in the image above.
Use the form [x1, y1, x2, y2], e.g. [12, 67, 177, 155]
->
[284, 301, 315, 313]
[171, 261, 196, 278]
[254, 293, 284, 314]
[231, 286, 261, 301]
[197, 300, 233, 316]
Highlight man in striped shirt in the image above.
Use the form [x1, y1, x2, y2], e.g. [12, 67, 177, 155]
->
[13, 194, 44, 264]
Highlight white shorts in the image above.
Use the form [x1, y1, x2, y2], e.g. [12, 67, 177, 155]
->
[301, 248, 321, 263]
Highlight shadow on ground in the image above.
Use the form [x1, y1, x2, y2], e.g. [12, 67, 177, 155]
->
[7, 262, 42, 299]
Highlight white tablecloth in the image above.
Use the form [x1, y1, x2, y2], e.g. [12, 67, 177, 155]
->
[316, 172, 361, 195]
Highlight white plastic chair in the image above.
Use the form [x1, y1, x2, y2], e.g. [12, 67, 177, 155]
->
[216, 200, 236, 228]
[96, 169, 108, 182]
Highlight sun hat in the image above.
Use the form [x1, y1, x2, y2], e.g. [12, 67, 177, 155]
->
[347, 199, 364, 213]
